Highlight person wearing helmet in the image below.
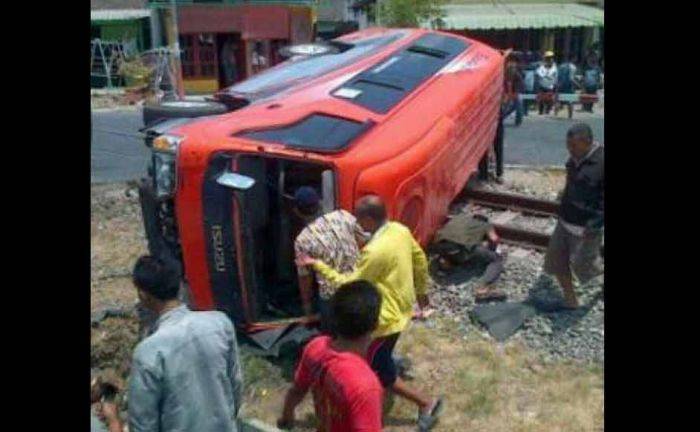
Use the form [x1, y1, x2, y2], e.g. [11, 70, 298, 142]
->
[536, 51, 558, 115]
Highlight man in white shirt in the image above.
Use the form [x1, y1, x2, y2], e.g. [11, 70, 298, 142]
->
[536, 51, 558, 115]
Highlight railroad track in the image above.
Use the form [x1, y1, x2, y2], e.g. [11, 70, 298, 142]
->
[459, 188, 560, 251]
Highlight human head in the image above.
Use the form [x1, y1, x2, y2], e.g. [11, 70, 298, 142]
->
[132, 255, 180, 310]
[329, 280, 381, 340]
[566, 123, 594, 160]
[507, 53, 519, 67]
[354, 195, 387, 234]
[544, 51, 554, 66]
[293, 186, 321, 219]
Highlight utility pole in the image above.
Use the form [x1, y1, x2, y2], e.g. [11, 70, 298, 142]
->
[163, 0, 185, 99]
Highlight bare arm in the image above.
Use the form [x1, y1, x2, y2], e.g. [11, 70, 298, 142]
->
[277, 384, 308, 429]
[312, 247, 387, 288]
[101, 402, 124, 432]
[297, 273, 315, 317]
[410, 235, 429, 305]
[294, 240, 317, 317]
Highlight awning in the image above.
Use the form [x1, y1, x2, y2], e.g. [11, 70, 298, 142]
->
[436, 3, 603, 30]
[91, 9, 151, 22]
[176, 5, 291, 40]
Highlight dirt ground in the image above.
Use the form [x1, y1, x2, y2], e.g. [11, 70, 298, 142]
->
[90, 171, 601, 431]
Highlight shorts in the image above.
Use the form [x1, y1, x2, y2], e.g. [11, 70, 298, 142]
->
[544, 221, 603, 284]
[367, 333, 401, 388]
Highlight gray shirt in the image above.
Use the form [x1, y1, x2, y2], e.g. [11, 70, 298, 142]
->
[128, 305, 243, 432]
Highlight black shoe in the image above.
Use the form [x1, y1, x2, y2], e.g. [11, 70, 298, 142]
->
[417, 397, 445, 432]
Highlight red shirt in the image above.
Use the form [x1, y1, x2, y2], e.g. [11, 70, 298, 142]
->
[294, 336, 383, 432]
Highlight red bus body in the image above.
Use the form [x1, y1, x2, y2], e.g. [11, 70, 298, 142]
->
[140, 28, 504, 331]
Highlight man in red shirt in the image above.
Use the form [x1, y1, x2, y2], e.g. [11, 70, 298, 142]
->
[277, 280, 384, 431]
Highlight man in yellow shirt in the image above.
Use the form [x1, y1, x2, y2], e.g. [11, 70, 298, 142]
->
[297, 195, 444, 431]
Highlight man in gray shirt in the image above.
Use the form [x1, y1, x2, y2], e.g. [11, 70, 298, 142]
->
[128, 255, 244, 432]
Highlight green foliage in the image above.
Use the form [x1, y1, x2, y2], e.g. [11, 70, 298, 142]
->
[119, 58, 153, 79]
[376, 0, 447, 28]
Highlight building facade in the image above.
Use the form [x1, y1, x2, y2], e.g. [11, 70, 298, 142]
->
[91, 0, 154, 52]
[432, 1, 604, 66]
[331, 0, 603, 67]
[315, 0, 363, 40]
[148, 0, 315, 94]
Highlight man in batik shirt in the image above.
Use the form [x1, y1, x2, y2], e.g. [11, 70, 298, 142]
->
[292, 186, 362, 330]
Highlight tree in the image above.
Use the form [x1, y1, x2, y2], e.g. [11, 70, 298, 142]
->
[376, 0, 447, 28]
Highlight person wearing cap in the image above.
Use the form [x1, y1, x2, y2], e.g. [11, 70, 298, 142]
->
[292, 186, 363, 328]
[536, 51, 558, 115]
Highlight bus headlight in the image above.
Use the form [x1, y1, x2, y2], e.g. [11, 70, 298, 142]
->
[151, 134, 183, 198]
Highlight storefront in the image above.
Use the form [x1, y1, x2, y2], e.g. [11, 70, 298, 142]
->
[91, 9, 153, 52]
[151, 2, 314, 94]
[434, 3, 603, 65]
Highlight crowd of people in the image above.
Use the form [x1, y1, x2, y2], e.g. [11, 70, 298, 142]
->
[91, 122, 603, 431]
[502, 48, 604, 124]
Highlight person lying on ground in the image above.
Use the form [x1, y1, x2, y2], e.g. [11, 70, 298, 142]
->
[128, 255, 244, 432]
[278, 280, 384, 431]
[433, 213, 506, 302]
[543, 123, 604, 309]
[292, 186, 362, 330]
[297, 195, 444, 432]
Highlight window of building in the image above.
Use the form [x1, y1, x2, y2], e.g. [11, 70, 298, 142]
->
[179, 33, 218, 79]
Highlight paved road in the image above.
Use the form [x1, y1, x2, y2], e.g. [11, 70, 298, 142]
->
[90, 106, 604, 183]
[503, 108, 604, 167]
[91, 108, 149, 184]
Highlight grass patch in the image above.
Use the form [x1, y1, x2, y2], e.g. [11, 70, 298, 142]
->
[238, 319, 603, 431]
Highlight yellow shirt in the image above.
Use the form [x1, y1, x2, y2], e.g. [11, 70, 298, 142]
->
[312, 221, 429, 338]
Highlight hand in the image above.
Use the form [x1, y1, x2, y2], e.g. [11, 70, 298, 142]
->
[277, 416, 295, 430]
[295, 254, 317, 267]
[415, 308, 435, 320]
[91, 378, 102, 404]
[98, 400, 120, 424]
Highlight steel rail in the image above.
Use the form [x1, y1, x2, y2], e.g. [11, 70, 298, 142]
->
[457, 187, 560, 250]
[461, 188, 560, 217]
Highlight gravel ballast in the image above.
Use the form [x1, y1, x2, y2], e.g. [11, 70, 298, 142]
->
[431, 176, 603, 364]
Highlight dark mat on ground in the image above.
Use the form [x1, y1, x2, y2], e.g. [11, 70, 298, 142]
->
[241, 325, 319, 357]
[470, 302, 537, 341]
